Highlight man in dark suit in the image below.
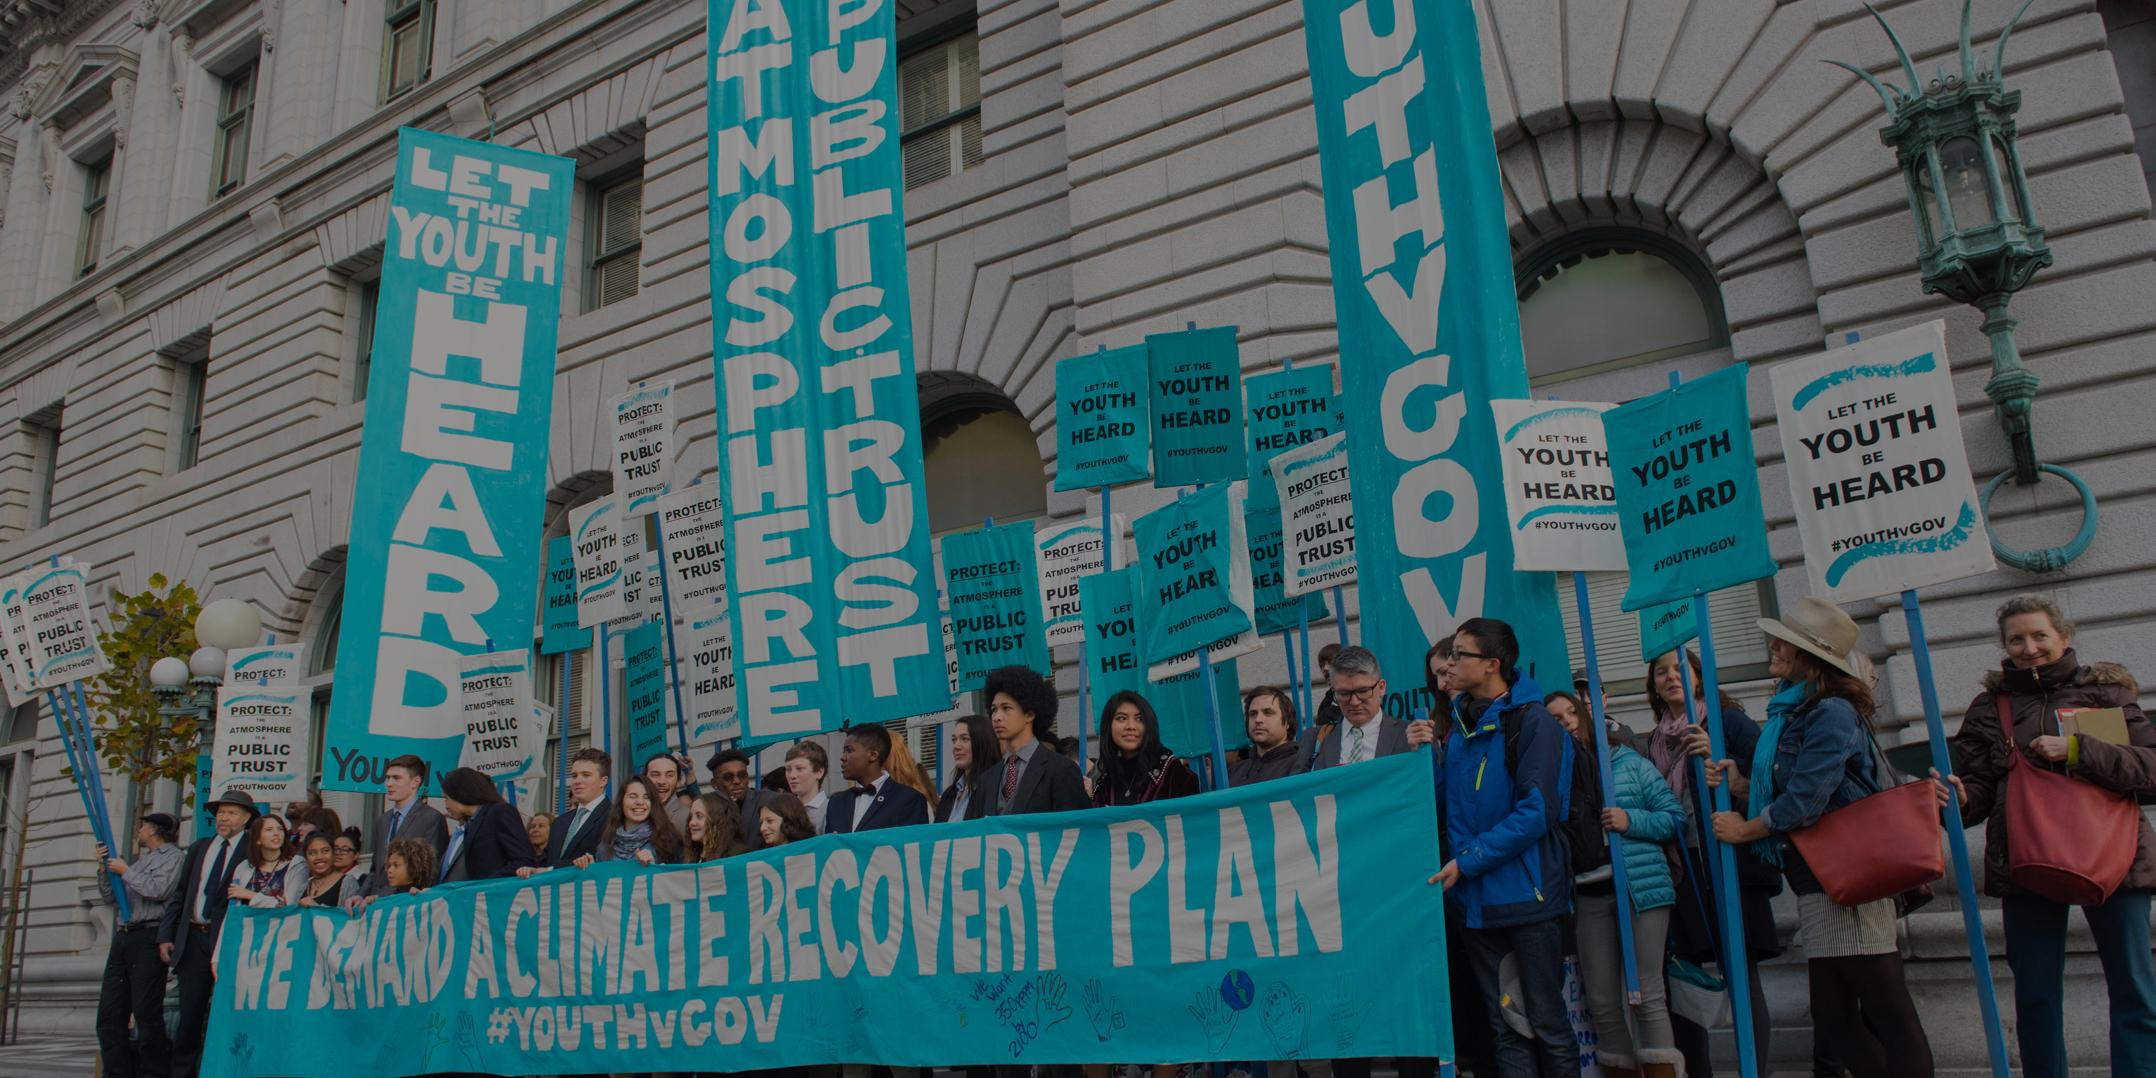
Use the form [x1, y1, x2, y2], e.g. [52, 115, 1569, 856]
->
[824, 725, 929, 833]
[527, 748, 613, 873]
[1296, 644, 1436, 769]
[978, 665, 1088, 816]
[709, 748, 771, 850]
[438, 767, 536, 882]
[352, 754, 448, 908]
[157, 790, 257, 1078]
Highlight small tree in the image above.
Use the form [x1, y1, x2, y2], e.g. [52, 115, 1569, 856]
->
[87, 574, 203, 791]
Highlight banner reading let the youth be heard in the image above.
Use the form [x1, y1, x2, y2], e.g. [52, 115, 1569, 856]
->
[707, 0, 945, 739]
[1134, 484, 1255, 665]
[1491, 401, 1625, 573]
[1055, 345, 1152, 489]
[1769, 321, 1993, 601]
[1149, 327, 1247, 487]
[1604, 364, 1777, 611]
[323, 129, 573, 791]
[1298, 0, 1568, 693]
[1245, 366, 1342, 470]
[201, 755, 1446, 1078]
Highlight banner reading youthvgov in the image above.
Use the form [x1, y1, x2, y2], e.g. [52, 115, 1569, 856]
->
[1604, 365, 1777, 611]
[203, 750, 1445, 1078]
[1769, 321, 1993, 601]
[707, 0, 945, 739]
[1298, 0, 1568, 695]
[323, 129, 572, 791]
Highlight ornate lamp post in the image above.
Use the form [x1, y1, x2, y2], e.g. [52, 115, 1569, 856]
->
[1836, 1, 2097, 572]
[151, 598, 261, 837]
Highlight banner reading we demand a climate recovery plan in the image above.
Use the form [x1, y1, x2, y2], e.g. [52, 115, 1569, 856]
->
[200, 755, 1451, 1078]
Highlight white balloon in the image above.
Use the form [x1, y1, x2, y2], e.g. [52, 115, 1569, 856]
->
[150, 656, 191, 689]
[194, 599, 261, 652]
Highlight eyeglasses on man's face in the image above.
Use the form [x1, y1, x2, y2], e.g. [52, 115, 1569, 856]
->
[1332, 681, 1382, 703]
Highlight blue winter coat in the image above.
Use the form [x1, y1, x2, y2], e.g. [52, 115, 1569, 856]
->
[1607, 744, 1684, 912]
[1435, 671, 1573, 929]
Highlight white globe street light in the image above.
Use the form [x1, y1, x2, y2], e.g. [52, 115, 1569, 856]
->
[193, 599, 261, 653]
[149, 656, 191, 690]
[187, 646, 226, 680]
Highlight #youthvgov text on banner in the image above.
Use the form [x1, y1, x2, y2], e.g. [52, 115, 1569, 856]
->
[1490, 401, 1625, 573]
[1055, 345, 1152, 490]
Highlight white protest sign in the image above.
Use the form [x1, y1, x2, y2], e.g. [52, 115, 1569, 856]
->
[568, 498, 627, 627]
[210, 685, 311, 803]
[0, 574, 34, 706]
[655, 486, 727, 609]
[1771, 320, 1995, 601]
[614, 521, 661, 626]
[457, 650, 539, 780]
[608, 382, 676, 517]
[224, 643, 308, 688]
[673, 604, 739, 747]
[1274, 432, 1357, 596]
[1035, 514, 1127, 648]
[20, 561, 108, 689]
[1491, 400, 1626, 572]
[1147, 627, 1262, 681]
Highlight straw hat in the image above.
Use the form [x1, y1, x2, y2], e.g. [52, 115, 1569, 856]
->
[1756, 596, 1860, 678]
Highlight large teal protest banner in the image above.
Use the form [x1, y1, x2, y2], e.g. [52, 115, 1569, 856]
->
[707, 0, 946, 738]
[1298, 0, 1568, 702]
[1604, 364, 1778, 610]
[1149, 327, 1246, 487]
[1081, 568, 1250, 757]
[942, 522, 1050, 689]
[1133, 485, 1254, 664]
[201, 755, 1446, 1077]
[1055, 345, 1152, 490]
[323, 129, 573, 791]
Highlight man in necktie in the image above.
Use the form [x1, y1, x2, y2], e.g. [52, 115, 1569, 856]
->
[352, 755, 448, 909]
[158, 791, 259, 1078]
[823, 725, 927, 834]
[1296, 645, 1434, 770]
[978, 665, 1087, 816]
[525, 748, 614, 873]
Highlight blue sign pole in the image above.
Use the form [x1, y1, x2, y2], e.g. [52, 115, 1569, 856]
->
[1572, 571, 1639, 1002]
[1077, 641, 1092, 771]
[1330, 586, 1349, 647]
[556, 653, 572, 812]
[647, 501, 694, 755]
[598, 623, 614, 795]
[1903, 589, 2011, 1077]
[1298, 604, 1315, 723]
[47, 685, 126, 920]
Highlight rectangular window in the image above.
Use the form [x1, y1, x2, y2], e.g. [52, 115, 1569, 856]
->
[171, 355, 206, 471]
[585, 173, 642, 311]
[352, 278, 379, 403]
[382, 0, 435, 103]
[1556, 574, 1776, 695]
[212, 59, 257, 198]
[77, 158, 109, 278]
[28, 417, 60, 529]
[898, 29, 983, 190]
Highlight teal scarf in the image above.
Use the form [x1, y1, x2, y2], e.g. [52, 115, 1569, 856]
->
[1746, 679, 1810, 867]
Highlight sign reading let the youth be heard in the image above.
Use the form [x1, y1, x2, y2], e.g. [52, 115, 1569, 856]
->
[1491, 401, 1625, 573]
[539, 535, 592, 655]
[1055, 345, 1152, 490]
[1605, 364, 1778, 611]
[1770, 321, 1994, 601]
[1133, 484, 1256, 665]
[943, 522, 1050, 689]
[1083, 568, 1252, 757]
[1637, 596, 1700, 663]
[707, 0, 946, 739]
[1148, 326, 1247, 487]
[322, 129, 572, 792]
[1245, 365, 1342, 469]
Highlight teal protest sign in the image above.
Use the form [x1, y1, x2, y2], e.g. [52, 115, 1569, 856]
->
[1245, 366, 1341, 471]
[1055, 346, 1152, 490]
[623, 621, 669, 765]
[1246, 465, 1325, 636]
[1133, 485, 1254, 664]
[1298, 0, 1568, 698]
[1637, 597, 1699, 663]
[1605, 364, 1777, 610]
[1148, 327, 1246, 487]
[943, 522, 1050, 689]
[541, 537, 592, 656]
[200, 755, 1449, 1078]
[1080, 568, 1250, 758]
[323, 129, 573, 791]
[707, 0, 947, 738]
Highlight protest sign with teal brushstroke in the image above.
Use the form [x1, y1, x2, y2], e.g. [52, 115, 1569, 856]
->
[1769, 321, 1993, 602]
[943, 522, 1050, 688]
[210, 686, 310, 804]
[1245, 464, 1326, 636]
[1133, 485, 1254, 664]
[1605, 364, 1777, 610]
[1148, 327, 1246, 487]
[1491, 400, 1625, 573]
[1036, 516, 1124, 648]
[1056, 346, 1152, 489]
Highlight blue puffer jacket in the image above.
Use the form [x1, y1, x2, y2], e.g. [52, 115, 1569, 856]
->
[1607, 744, 1684, 912]
[1436, 671, 1573, 929]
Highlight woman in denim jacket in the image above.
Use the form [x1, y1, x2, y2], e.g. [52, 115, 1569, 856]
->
[1705, 597, 1936, 1078]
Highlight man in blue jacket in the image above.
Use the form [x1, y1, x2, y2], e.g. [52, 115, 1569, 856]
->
[1431, 617, 1577, 1078]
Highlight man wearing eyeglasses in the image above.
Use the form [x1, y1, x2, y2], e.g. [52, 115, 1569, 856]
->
[1297, 644, 1437, 769]
[1430, 618, 1577, 1078]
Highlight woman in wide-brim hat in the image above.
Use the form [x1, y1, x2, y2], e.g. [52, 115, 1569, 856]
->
[1700, 595, 1937, 1077]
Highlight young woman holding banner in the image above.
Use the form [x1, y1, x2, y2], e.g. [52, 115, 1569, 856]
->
[585, 776, 684, 866]
[1092, 691, 1200, 807]
[1948, 595, 2156, 1077]
[685, 793, 750, 861]
[1547, 692, 1686, 1078]
[1705, 598, 1934, 1078]
[757, 793, 819, 846]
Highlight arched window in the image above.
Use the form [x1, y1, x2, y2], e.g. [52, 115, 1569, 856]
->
[919, 373, 1046, 534]
[1516, 229, 1730, 389]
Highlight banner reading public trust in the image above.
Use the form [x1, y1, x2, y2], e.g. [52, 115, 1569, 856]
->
[1299, 0, 1568, 690]
[201, 753, 1444, 1078]
[707, 0, 945, 739]
[323, 129, 573, 791]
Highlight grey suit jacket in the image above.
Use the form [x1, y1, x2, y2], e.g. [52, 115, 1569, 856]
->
[1297, 715, 1412, 770]
[362, 801, 449, 897]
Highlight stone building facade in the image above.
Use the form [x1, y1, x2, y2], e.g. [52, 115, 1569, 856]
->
[0, 0, 2149, 1067]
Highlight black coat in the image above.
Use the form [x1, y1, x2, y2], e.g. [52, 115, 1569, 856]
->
[157, 832, 252, 968]
[442, 802, 537, 882]
[824, 780, 931, 833]
[1229, 741, 1307, 786]
[936, 774, 992, 822]
[980, 744, 1089, 816]
[543, 797, 611, 867]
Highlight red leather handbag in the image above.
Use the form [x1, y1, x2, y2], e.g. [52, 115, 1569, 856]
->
[1791, 775, 1945, 907]
[1998, 696, 2139, 905]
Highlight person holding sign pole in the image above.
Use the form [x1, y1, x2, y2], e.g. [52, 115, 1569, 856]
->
[980, 666, 1088, 816]
[936, 715, 1001, 823]
[1429, 619, 1576, 1078]
[94, 812, 181, 1078]
[1093, 691, 1201, 806]
[1948, 595, 2156, 1078]
[1704, 598, 1935, 1078]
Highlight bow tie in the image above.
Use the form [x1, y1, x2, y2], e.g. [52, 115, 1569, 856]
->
[852, 784, 877, 797]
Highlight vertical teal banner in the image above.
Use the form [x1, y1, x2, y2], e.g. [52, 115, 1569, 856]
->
[1299, 0, 1566, 705]
[1079, 568, 1248, 758]
[623, 621, 669, 765]
[540, 536, 591, 655]
[1133, 485, 1253, 664]
[1245, 365, 1342, 468]
[942, 522, 1050, 689]
[707, 1, 946, 739]
[323, 128, 573, 792]
[1055, 345, 1152, 490]
[1604, 364, 1778, 610]
[1148, 327, 1246, 487]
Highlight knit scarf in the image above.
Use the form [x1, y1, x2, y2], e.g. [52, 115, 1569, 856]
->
[1649, 702, 1695, 803]
[1746, 679, 1810, 867]
[610, 820, 653, 863]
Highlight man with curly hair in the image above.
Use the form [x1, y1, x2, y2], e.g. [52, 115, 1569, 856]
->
[978, 665, 1087, 815]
